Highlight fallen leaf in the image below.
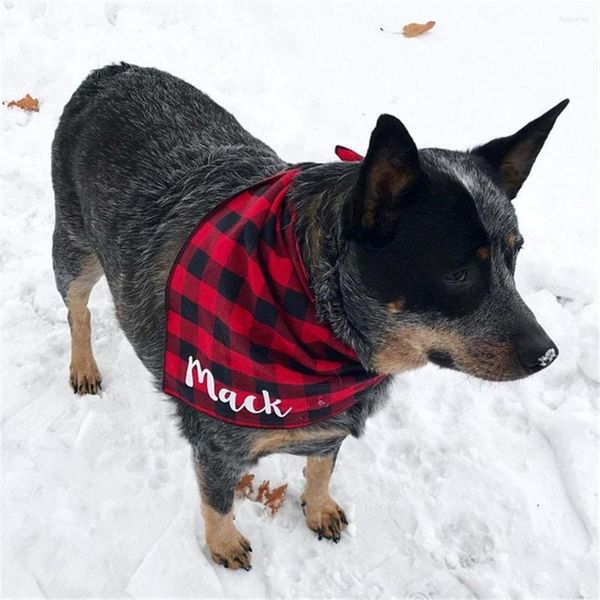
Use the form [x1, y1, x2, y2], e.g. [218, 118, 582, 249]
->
[402, 21, 436, 38]
[264, 484, 288, 515]
[235, 474, 288, 515]
[4, 94, 39, 112]
[256, 480, 270, 504]
[235, 473, 255, 498]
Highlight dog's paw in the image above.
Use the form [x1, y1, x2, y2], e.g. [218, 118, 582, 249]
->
[208, 530, 253, 571]
[69, 360, 102, 395]
[301, 495, 348, 543]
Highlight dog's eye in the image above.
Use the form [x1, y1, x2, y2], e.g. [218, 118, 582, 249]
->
[445, 269, 468, 284]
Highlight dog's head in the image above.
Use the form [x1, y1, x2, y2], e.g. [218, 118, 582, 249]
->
[342, 100, 568, 381]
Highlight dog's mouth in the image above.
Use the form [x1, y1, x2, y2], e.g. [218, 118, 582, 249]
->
[427, 346, 532, 382]
[374, 327, 535, 381]
[427, 350, 455, 370]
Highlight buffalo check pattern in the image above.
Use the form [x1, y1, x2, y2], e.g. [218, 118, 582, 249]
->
[163, 161, 383, 428]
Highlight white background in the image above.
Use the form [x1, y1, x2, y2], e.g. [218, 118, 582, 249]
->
[1, 1, 598, 597]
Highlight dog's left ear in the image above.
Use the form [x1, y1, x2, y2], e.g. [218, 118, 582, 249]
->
[472, 99, 569, 200]
[344, 114, 424, 244]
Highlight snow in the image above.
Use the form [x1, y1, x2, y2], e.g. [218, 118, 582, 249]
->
[1, 1, 598, 597]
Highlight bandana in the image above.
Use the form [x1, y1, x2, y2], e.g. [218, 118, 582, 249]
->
[334, 145, 364, 162]
[163, 147, 382, 429]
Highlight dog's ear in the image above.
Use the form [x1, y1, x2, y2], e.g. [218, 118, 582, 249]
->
[472, 99, 569, 200]
[345, 114, 423, 244]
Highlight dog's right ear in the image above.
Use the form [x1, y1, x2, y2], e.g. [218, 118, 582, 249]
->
[344, 114, 423, 245]
[472, 99, 569, 200]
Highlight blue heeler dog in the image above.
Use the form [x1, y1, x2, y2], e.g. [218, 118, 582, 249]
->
[52, 63, 567, 570]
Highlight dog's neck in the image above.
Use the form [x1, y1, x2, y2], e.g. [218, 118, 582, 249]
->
[289, 162, 379, 363]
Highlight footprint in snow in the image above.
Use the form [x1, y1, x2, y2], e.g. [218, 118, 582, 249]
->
[438, 515, 496, 569]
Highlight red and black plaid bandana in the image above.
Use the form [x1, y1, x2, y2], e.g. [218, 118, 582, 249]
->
[163, 149, 383, 428]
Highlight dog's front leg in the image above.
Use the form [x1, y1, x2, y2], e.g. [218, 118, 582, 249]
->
[192, 448, 252, 571]
[301, 447, 348, 543]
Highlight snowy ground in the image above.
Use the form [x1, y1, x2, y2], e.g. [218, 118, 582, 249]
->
[1, 1, 598, 598]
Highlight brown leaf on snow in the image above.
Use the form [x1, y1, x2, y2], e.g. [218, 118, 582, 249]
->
[256, 480, 271, 504]
[235, 473, 255, 498]
[235, 474, 288, 515]
[402, 21, 436, 38]
[4, 94, 39, 112]
[264, 483, 288, 515]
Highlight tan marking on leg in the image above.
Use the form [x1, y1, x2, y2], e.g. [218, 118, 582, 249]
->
[250, 427, 347, 459]
[67, 255, 103, 395]
[193, 454, 252, 570]
[506, 233, 518, 248]
[301, 456, 347, 542]
[201, 501, 252, 570]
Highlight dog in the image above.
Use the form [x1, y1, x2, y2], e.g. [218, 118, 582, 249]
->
[52, 63, 567, 570]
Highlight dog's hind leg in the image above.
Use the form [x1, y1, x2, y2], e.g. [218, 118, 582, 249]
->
[53, 225, 104, 395]
[301, 447, 348, 542]
[192, 448, 253, 571]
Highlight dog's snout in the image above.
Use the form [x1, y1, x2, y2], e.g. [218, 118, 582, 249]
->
[515, 329, 559, 373]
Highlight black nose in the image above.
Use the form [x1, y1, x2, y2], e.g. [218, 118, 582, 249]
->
[515, 331, 559, 373]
